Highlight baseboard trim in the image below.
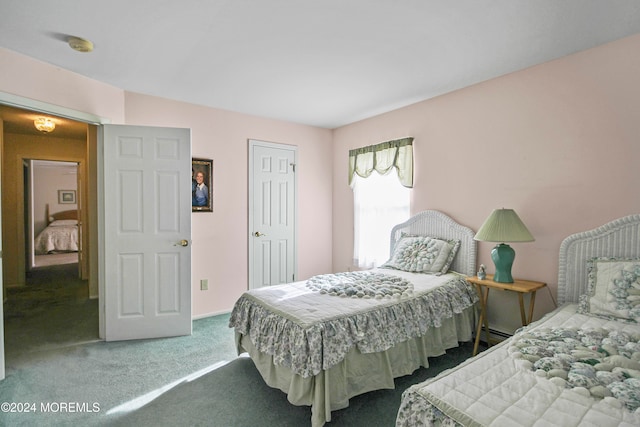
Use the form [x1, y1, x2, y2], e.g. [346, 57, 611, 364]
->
[489, 328, 512, 339]
[476, 328, 513, 346]
[192, 309, 232, 320]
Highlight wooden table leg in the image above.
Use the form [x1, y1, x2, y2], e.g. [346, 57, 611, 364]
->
[518, 293, 526, 326]
[526, 291, 537, 325]
[483, 288, 491, 349]
[473, 312, 483, 356]
[473, 285, 490, 356]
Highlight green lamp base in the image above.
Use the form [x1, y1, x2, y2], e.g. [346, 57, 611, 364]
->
[491, 243, 515, 283]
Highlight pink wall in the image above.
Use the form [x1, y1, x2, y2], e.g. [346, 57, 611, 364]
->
[332, 34, 640, 333]
[3, 32, 640, 328]
[123, 93, 333, 317]
[1, 48, 333, 319]
[0, 48, 125, 124]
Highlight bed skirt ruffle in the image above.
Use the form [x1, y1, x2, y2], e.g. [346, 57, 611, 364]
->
[230, 275, 478, 378]
[237, 304, 475, 427]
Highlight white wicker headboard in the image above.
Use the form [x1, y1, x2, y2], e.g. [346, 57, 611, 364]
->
[389, 210, 477, 276]
[558, 214, 640, 305]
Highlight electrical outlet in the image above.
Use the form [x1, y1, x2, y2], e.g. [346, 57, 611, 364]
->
[200, 279, 208, 290]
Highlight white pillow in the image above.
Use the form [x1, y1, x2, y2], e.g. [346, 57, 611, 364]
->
[577, 257, 640, 323]
[381, 235, 460, 275]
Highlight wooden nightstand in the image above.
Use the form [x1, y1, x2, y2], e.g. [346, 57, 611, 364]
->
[466, 274, 547, 356]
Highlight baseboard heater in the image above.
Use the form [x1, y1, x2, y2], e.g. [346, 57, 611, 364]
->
[475, 328, 513, 347]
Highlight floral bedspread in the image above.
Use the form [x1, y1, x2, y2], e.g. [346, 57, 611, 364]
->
[229, 270, 478, 378]
[510, 327, 640, 412]
[396, 304, 640, 427]
[305, 271, 413, 298]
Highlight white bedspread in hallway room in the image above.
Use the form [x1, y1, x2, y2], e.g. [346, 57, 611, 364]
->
[230, 269, 478, 378]
[34, 219, 79, 254]
[397, 303, 640, 427]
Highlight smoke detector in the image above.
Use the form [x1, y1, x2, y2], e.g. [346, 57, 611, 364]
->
[67, 36, 94, 53]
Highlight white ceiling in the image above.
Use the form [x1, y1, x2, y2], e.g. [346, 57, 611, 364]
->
[1, 1, 640, 129]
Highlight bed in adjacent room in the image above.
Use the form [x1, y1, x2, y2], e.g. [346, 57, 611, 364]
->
[34, 209, 79, 254]
[396, 214, 640, 427]
[229, 210, 480, 426]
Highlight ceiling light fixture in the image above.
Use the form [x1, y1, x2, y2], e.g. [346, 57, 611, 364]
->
[34, 117, 56, 133]
[67, 36, 94, 53]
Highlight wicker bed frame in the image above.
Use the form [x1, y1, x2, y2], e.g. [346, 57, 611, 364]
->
[558, 214, 640, 304]
[234, 210, 478, 426]
[390, 210, 477, 277]
[396, 213, 640, 427]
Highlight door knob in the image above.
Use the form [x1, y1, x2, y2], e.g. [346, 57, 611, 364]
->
[176, 239, 189, 247]
[254, 232, 266, 237]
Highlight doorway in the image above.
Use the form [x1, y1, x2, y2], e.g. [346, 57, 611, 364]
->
[248, 139, 297, 289]
[27, 160, 80, 270]
[0, 94, 193, 380]
[1, 105, 99, 374]
[1, 104, 94, 288]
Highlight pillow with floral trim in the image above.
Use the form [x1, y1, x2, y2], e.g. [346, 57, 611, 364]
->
[577, 257, 640, 323]
[381, 235, 460, 275]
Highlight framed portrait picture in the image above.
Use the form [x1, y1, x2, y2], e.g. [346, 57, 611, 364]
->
[58, 190, 76, 204]
[192, 158, 213, 212]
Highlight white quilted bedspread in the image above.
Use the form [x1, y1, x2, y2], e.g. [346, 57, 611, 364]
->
[397, 304, 640, 427]
[34, 223, 78, 254]
[230, 269, 478, 378]
[241, 269, 458, 325]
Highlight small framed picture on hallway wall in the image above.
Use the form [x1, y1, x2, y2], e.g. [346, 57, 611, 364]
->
[192, 158, 213, 212]
[58, 190, 76, 204]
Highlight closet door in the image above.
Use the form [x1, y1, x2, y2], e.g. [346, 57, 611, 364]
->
[248, 140, 297, 289]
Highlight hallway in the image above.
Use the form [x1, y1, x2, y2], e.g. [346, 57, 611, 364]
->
[4, 263, 98, 361]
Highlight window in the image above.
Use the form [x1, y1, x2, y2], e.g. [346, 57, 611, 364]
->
[353, 169, 410, 268]
[349, 137, 413, 269]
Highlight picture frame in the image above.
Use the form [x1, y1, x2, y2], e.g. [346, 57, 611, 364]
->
[58, 190, 76, 204]
[192, 158, 213, 212]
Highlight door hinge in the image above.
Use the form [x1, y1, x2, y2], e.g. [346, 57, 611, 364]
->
[292, 274, 295, 282]
[290, 162, 296, 172]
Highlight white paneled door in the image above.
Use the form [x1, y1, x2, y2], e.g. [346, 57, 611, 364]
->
[102, 125, 192, 340]
[249, 140, 297, 289]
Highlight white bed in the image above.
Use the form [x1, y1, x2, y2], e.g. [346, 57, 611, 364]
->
[229, 210, 479, 426]
[396, 214, 640, 427]
[34, 209, 79, 254]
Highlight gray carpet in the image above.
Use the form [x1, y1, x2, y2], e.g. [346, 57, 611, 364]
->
[111, 343, 475, 427]
[34, 253, 78, 268]
[1, 263, 478, 426]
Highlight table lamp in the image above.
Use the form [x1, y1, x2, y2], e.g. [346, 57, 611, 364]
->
[474, 208, 534, 283]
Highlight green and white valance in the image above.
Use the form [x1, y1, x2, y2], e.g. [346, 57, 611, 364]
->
[348, 137, 414, 188]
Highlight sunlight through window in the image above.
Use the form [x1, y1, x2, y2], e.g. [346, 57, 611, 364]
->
[105, 358, 238, 415]
[353, 169, 410, 269]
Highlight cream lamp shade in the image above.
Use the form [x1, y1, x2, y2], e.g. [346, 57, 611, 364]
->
[474, 208, 534, 283]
